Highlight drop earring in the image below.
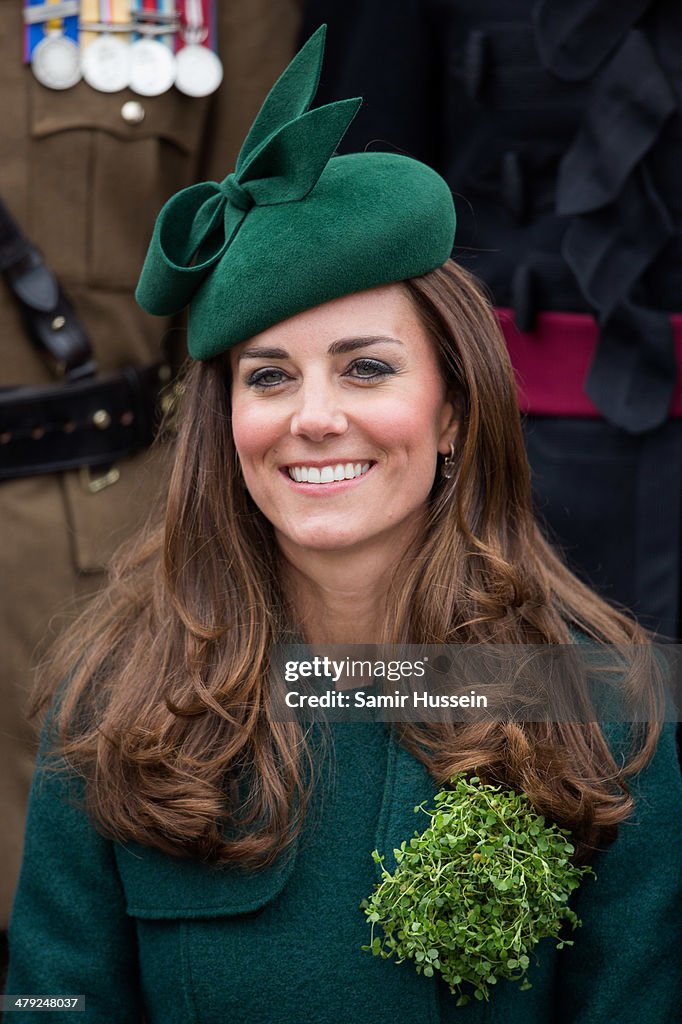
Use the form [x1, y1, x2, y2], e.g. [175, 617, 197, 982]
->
[440, 441, 456, 479]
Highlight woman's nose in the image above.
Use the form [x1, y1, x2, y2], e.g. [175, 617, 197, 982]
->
[290, 381, 348, 441]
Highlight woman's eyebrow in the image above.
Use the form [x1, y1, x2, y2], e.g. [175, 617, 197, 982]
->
[328, 335, 404, 355]
[238, 346, 289, 361]
[238, 335, 404, 361]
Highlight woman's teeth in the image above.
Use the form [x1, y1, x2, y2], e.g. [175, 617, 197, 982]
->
[288, 462, 370, 484]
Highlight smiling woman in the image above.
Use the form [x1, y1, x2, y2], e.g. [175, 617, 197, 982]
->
[7, 24, 681, 1024]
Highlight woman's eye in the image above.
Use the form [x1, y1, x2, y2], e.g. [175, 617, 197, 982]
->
[346, 358, 395, 380]
[247, 367, 288, 388]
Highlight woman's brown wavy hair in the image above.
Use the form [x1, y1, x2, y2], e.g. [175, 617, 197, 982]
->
[38, 259, 661, 865]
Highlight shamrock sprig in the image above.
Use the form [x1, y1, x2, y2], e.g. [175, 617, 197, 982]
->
[361, 775, 593, 1006]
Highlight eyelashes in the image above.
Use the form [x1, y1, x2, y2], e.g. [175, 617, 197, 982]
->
[346, 358, 396, 380]
[246, 367, 289, 388]
[245, 358, 397, 390]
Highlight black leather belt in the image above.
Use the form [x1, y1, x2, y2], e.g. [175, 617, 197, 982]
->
[0, 362, 169, 481]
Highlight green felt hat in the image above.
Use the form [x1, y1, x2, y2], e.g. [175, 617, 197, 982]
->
[135, 25, 456, 360]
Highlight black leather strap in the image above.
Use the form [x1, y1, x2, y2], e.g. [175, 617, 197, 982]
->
[0, 196, 96, 381]
[0, 363, 169, 481]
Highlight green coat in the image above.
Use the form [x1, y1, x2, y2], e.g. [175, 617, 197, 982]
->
[6, 721, 682, 1023]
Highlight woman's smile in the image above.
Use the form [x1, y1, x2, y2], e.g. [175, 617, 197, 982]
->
[285, 461, 373, 485]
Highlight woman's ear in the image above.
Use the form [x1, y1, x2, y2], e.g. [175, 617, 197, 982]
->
[437, 392, 460, 455]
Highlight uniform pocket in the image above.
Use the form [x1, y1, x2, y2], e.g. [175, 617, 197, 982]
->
[28, 80, 212, 289]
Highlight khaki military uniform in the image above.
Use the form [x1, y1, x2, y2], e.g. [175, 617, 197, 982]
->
[0, 1, 302, 928]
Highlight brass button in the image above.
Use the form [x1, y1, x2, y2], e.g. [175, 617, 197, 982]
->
[80, 466, 120, 494]
[121, 100, 145, 125]
[92, 409, 111, 430]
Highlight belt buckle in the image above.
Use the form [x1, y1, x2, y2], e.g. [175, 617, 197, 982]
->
[79, 465, 120, 494]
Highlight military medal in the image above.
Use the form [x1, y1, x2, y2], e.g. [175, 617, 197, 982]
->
[129, 37, 176, 96]
[24, 0, 82, 90]
[31, 32, 82, 89]
[175, 0, 222, 98]
[78, 0, 135, 93]
[175, 42, 222, 97]
[81, 33, 131, 92]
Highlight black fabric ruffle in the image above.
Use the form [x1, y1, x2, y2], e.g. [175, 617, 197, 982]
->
[555, 30, 675, 217]
[533, 0, 652, 80]
[534, 0, 678, 433]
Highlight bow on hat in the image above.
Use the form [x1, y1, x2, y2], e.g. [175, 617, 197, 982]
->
[135, 26, 360, 317]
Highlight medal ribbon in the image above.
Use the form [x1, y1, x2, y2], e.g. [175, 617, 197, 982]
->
[24, 0, 80, 63]
[158, 0, 176, 50]
[176, 0, 217, 53]
[129, 0, 177, 50]
[80, 0, 129, 51]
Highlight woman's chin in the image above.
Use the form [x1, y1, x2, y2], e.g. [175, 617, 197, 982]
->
[274, 517, 419, 564]
[276, 528, 366, 556]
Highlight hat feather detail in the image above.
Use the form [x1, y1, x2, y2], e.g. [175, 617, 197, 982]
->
[237, 97, 362, 205]
[235, 23, 327, 174]
[135, 23, 360, 318]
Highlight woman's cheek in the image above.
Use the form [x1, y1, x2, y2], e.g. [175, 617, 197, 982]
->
[231, 402, 284, 461]
[367, 401, 438, 451]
